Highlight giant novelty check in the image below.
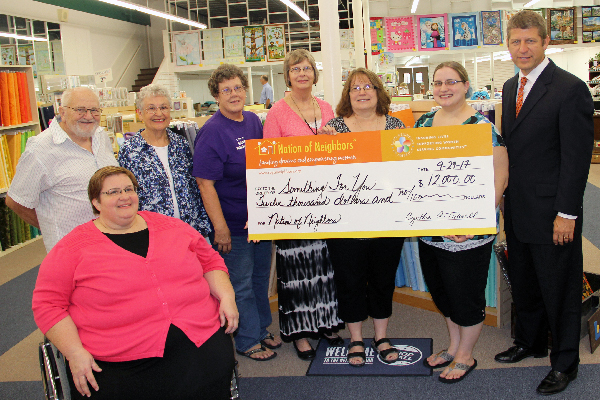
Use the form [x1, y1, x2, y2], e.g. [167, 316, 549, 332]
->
[246, 124, 497, 240]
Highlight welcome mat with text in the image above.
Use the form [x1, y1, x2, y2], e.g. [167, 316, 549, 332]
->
[306, 338, 433, 376]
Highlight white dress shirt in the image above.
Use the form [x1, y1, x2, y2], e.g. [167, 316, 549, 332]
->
[8, 119, 118, 251]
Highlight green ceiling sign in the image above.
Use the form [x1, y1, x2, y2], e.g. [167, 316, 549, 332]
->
[34, 0, 151, 26]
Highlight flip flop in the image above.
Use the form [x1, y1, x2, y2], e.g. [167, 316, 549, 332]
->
[424, 349, 454, 369]
[260, 332, 282, 349]
[438, 359, 478, 384]
[236, 346, 277, 361]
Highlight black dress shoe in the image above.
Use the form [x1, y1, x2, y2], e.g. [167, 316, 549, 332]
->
[536, 369, 578, 395]
[494, 346, 547, 363]
[293, 340, 316, 360]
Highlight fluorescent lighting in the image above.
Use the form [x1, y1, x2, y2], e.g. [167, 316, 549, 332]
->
[279, 0, 309, 21]
[524, 0, 542, 7]
[411, 0, 420, 14]
[96, 0, 207, 29]
[406, 56, 421, 66]
[0, 32, 48, 42]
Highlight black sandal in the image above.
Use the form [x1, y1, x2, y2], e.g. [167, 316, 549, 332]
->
[347, 341, 366, 367]
[371, 338, 399, 364]
[321, 332, 344, 346]
[236, 346, 277, 361]
[260, 332, 282, 349]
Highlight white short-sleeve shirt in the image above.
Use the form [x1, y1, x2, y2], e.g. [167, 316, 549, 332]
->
[8, 119, 118, 252]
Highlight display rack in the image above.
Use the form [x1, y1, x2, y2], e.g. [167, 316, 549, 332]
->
[0, 65, 43, 255]
[588, 61, 600, 93]
[0, 64, 41, 197]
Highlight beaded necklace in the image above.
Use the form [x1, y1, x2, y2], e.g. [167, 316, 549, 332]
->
[290, 95, 318, 135]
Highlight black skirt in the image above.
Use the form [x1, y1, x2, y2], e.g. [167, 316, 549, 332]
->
[68, 325, 234, 400]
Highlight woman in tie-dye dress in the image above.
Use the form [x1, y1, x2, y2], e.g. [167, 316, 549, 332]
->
[262, 49, 344, 360]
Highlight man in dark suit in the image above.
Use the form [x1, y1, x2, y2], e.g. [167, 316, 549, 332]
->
[495, 10, 594, 396]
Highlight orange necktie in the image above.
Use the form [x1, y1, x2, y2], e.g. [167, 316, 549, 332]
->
[516, 76, 527, 117]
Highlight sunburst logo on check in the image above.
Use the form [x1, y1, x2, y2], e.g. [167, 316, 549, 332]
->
[392, 133, 413, 157]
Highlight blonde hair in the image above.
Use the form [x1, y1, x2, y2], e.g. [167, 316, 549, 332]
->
[283, 49, 319, 87]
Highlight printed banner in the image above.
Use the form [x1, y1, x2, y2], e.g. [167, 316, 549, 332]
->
[370, 17, 385, 55]
[385, 16, 416, 52]
[246, 124, 497, 240]
[449, 12, 481, 49]
[481, 10, 503, 45]
[417, 14, 448, 51]
[265, 24, 286, 61]
[244, 26, 265, 62]
[172, 31, 202, 66]
[223, 27, 244, 63]
[202, 28, 223, 64]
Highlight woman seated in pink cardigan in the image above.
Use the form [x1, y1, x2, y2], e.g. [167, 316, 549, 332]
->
[262, 49, 344, 360]
[32, 166, 238, 400]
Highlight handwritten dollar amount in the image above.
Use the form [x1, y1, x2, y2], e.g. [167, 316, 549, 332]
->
[418, 173, 476, 187]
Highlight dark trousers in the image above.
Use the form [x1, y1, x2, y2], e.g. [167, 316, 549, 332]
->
[505, 222, 583, 373]
[326, 237, 404, 323]
[418, 240, 493, 327]
[69, 325, 234, 400]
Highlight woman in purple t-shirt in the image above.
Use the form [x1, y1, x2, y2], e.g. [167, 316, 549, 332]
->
[193, 64, 281, 361]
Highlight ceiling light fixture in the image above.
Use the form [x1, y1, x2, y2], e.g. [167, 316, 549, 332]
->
[523, 0, 542, 7]
[411, 0, 420, 14]
[406, 56, 422, 66]
[96, 0, 207, 29]
[279, 0, 310, 21]
[0, 32, 48, 42]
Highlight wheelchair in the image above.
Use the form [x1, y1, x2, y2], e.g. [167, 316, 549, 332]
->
[39, 338, 241, 400]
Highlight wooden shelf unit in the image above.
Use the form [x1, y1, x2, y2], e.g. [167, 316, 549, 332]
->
[0, 65, 41, 137]
[0, 64, 42, 253]
[1, 64, 42, 199]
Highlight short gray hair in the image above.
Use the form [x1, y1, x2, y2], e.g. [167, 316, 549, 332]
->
[136, 84, 172, 111]
[61, 87, 99, 107]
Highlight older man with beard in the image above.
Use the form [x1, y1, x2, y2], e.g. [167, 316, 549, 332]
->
[6, 87, 118, 252]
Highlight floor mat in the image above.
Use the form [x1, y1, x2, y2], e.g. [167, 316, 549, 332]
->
[306, 338, 433, 376]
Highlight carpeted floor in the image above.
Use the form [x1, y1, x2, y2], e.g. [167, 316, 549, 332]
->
[1, 165, 599, 399]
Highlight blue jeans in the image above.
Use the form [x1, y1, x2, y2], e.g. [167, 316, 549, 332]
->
[211, 234, 272, 353]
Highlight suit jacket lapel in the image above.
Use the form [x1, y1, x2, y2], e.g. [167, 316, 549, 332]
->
[511, 60, 555, 132]
[504, 76, 518, 135]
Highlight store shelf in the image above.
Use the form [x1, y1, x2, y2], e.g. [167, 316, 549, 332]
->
[0, 65, 43, 254]
[0, 236, 43, 257]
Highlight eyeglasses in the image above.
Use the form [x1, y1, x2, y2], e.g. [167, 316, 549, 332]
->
[350, 84, 377, 93]
[220, 86, 246, 96]
[289, 66, 314, 74]
[101, 186, 137, 196]
[144, 105, 170, 114]
[432, 80, 465, 87]
[65, 106, 102, 116]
